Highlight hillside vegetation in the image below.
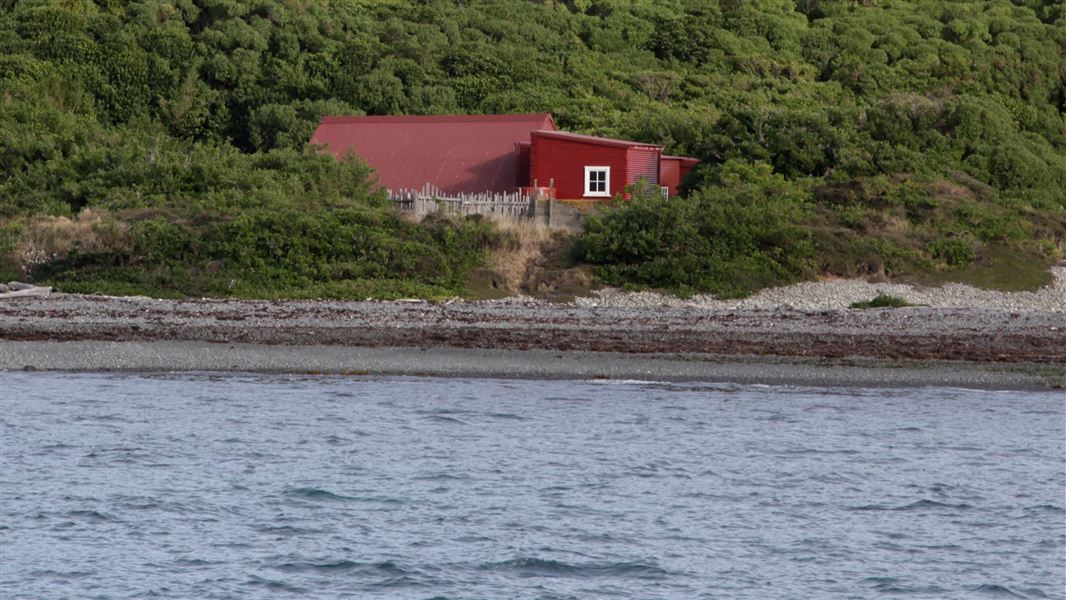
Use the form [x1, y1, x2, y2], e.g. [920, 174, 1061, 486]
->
[1, 0, 1063, 298]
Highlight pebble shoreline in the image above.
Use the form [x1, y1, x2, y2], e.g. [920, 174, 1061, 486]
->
[0, 270, 1063, 386]
[4, 341, 1061, 390]
[0, 272, 1063, 355]
[579, 265, 1066, 313]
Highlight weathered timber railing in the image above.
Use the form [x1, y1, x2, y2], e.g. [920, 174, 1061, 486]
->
[390, 182, 555, 223]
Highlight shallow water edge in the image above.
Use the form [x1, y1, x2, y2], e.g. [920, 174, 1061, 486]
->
[2, 340, 1063, 390]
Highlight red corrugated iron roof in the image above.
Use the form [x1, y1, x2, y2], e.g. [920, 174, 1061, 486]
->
[662, 155, 700, 164]
[531, 129, 662, 150]
[310, 113, 557, 194]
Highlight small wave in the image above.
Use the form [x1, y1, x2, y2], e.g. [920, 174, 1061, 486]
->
[970, 583, 1030, 598]
[275, 559, 357, 572]
[851, 499, 972, 512]
[1023, 504, 1065, 514]
[896, 499, 973, 511]
[30, 569, 94, 579]
[481, 557, 668, 579]
[780, 448, 860, 456]
[365, 575, 426, 589]
[173, 558, 219, 567]
[413, 473, 471, 482]
[37, 443, 77, 451]
[756, 413, 793, 422]
[245, 575, 307, 594]
[425, 415, 468, 425]
[484, 412, 529, 421]
[73, 414, 132, 423]
[415, 408, 472, 416]
[283, 488, 403, 505]
[128, 590, 173, 598]
[586, 379, 669, 385]
[255, 525, 327, 537]
[115, 498, 194, 514]
[65, 510, 119, 522]
[861, 577, 946, 595]
[284, 487, 356, 502]
[274, 559, 408, 575]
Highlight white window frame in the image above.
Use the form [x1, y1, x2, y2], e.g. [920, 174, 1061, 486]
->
[584, 166, 611, 197]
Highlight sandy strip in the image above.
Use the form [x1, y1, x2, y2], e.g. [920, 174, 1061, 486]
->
[2, 341, 1063, 390]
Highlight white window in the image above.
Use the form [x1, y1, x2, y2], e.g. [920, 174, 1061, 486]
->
[584, 166, 610, 197]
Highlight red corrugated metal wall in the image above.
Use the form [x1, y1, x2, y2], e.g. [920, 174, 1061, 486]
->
[530, 134, 629, 200]
[515, 143, 531, 187]
[678, 161, 696, 182]
[660, 158, 681, 195]
[626, 148, 660, 187]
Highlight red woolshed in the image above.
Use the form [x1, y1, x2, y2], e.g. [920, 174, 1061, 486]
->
[309, 113, 557, 195]
[309, 113, 698, 200]
[530, 130, 662, 201]
[660, 155, 700, 196]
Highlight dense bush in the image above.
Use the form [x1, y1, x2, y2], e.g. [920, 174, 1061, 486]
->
[32, 209, 500, 299]
[1, 0, 1063, 297]
[579, 167, 817, 297]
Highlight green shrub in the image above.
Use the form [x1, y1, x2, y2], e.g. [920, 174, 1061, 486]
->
[578, 166, 816, 298]
[849, 294, 913, 309]
[928, 237, 977, 266]
[32, 209, 500, 300]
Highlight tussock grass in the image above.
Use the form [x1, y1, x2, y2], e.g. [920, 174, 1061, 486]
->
[910, 247, 1055, 292]
[14, 209, 128, 270]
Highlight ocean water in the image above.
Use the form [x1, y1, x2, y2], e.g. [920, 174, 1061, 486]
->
[1, 372, 1063, 599]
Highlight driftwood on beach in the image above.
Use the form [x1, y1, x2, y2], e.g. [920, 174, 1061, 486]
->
[0, 285, 52, 300]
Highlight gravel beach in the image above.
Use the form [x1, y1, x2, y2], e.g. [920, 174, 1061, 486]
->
[4, 341, 1062, 390]
[1, 269, 1063, 387]
[576, 265, 1066, 313]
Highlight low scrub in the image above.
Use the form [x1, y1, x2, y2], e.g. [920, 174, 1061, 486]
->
[28, 209, 501, 300]
[578, 165, 1062, 297]
[577, 166, 817, 298]
[849, 294, 913, 309]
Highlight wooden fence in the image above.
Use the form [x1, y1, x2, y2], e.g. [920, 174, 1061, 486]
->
[390, 182, 546, 222]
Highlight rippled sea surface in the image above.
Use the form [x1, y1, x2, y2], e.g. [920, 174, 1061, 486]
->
[1, 372, 1063, 599]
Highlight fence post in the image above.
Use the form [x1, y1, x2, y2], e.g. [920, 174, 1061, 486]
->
[547, 178, 554, 228]
[531, 179, 539, 221]
[392, 182, 559, 223]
